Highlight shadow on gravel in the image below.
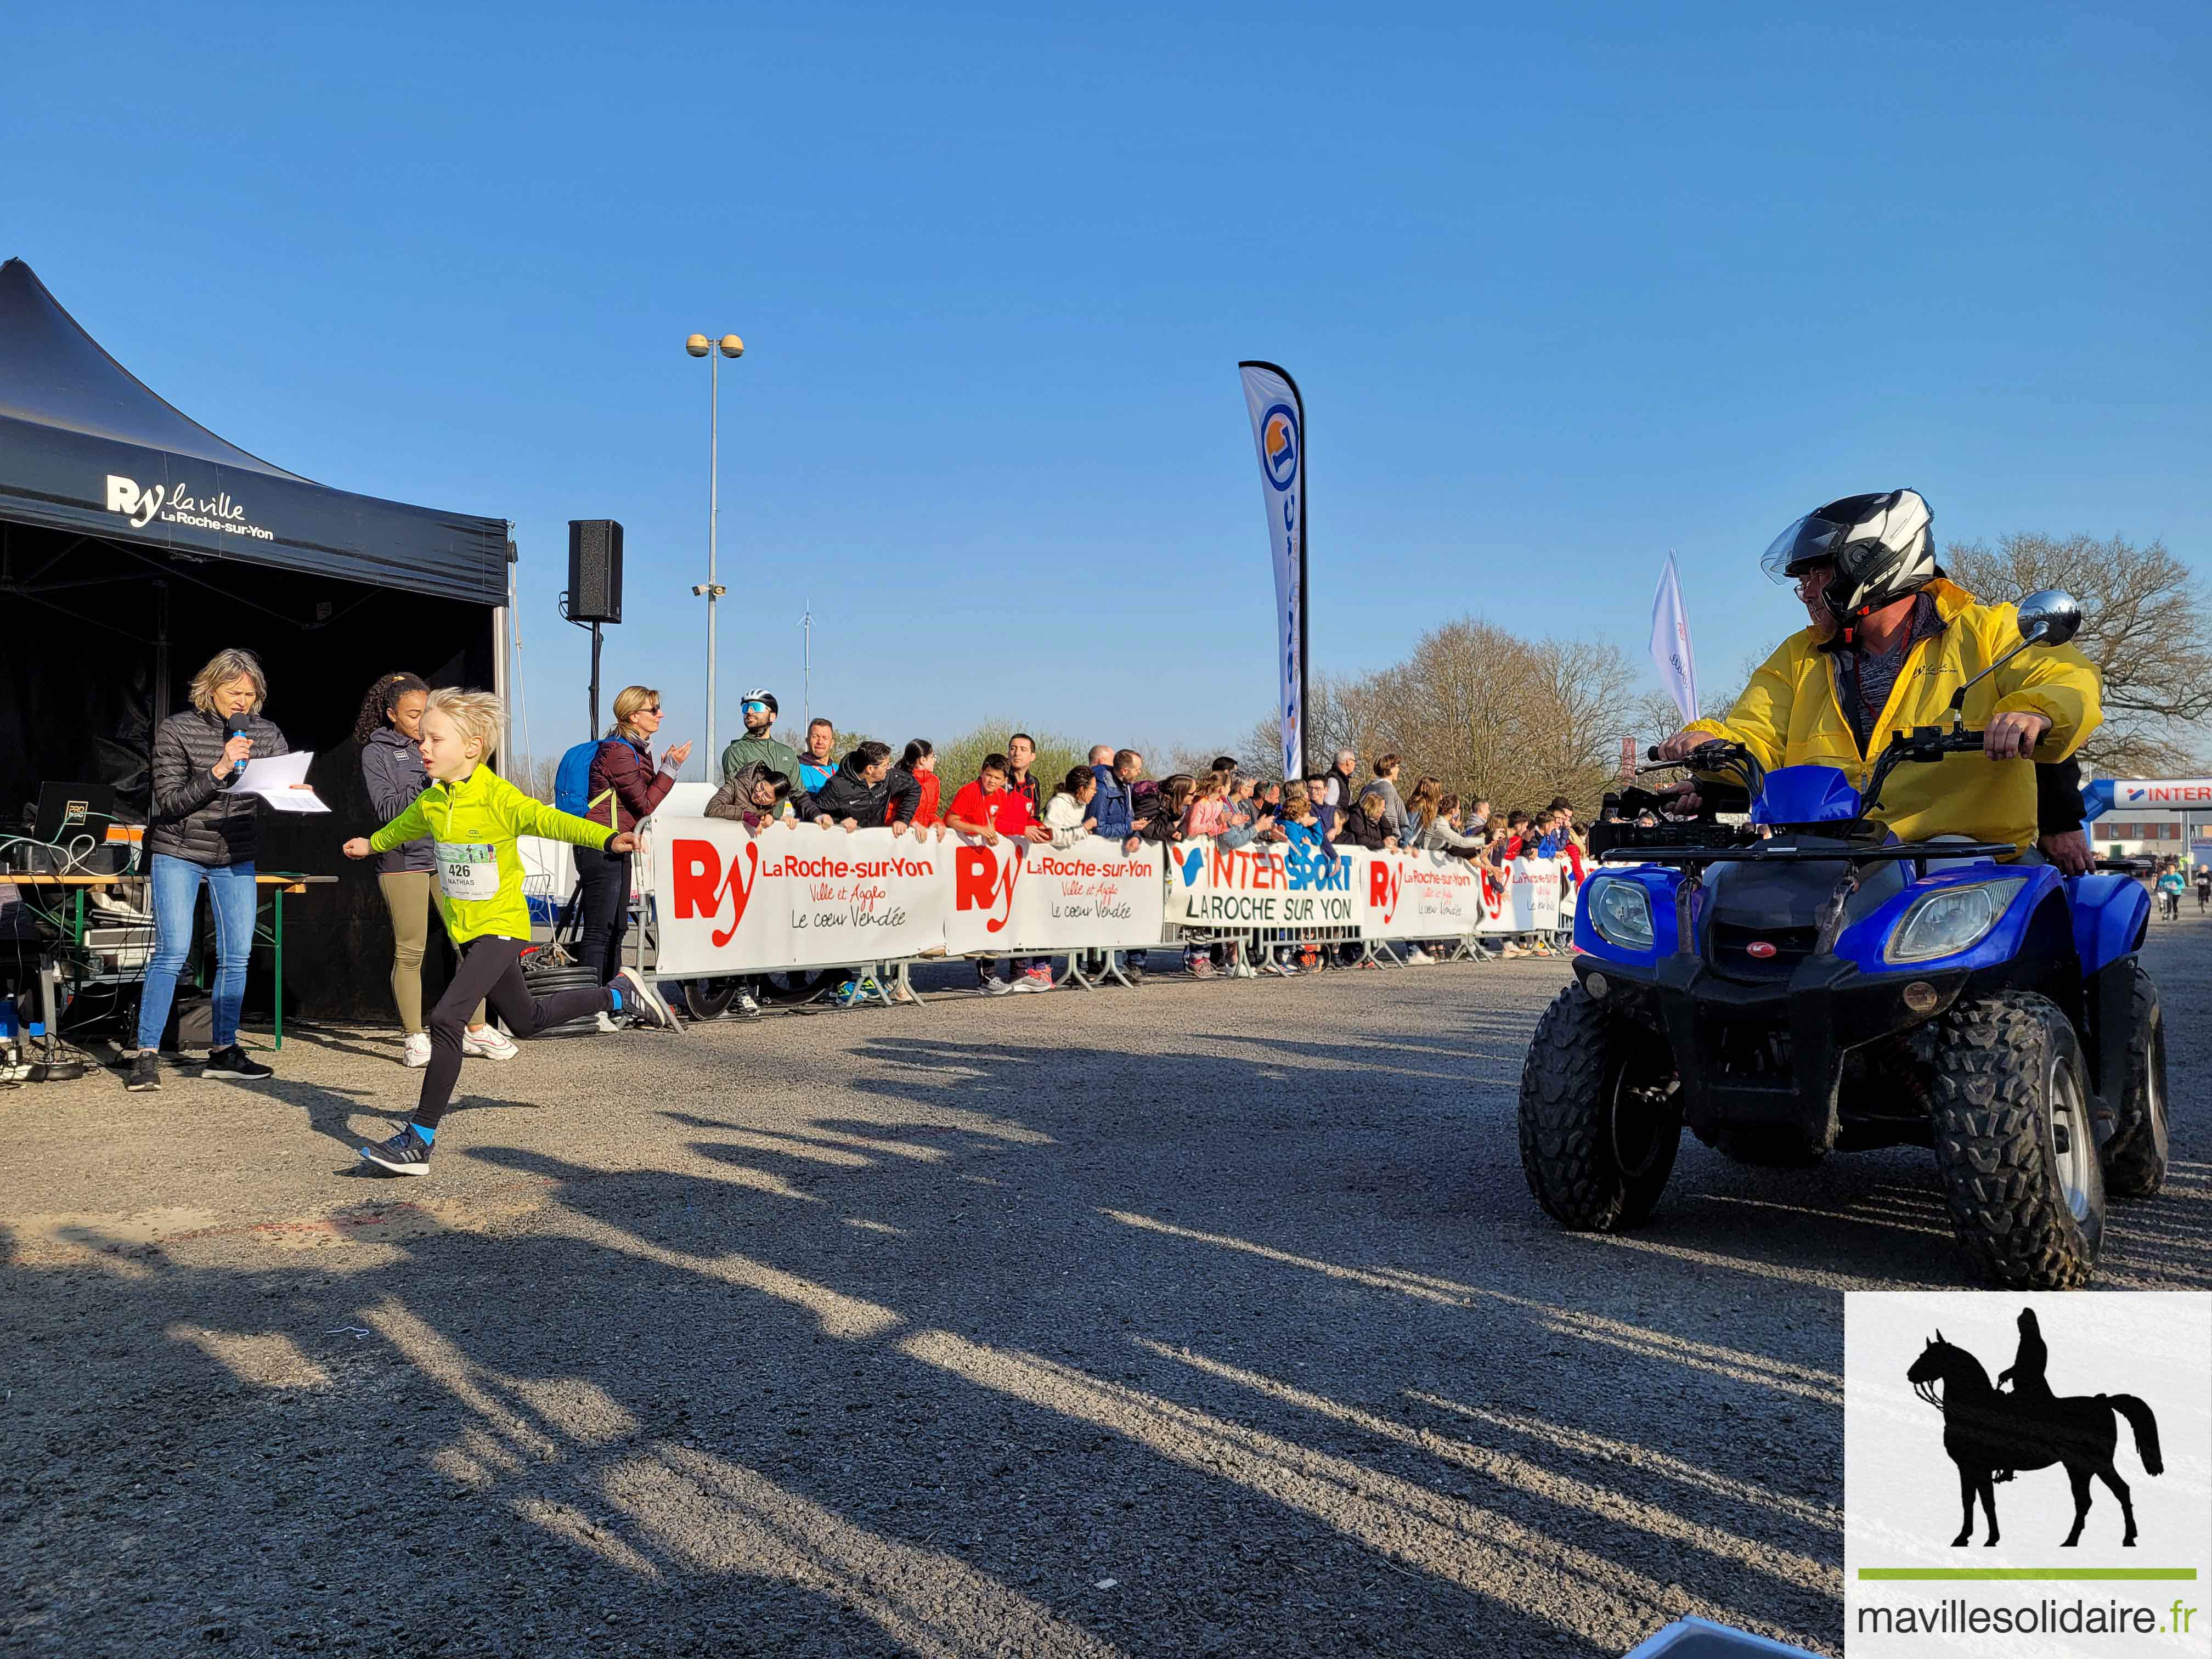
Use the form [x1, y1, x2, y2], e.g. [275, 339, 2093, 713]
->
[16, 1014, 2065, 1658]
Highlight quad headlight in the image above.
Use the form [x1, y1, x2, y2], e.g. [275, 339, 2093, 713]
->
[1586, 877, 1656, 951]
[1884, 878, 2025, 964]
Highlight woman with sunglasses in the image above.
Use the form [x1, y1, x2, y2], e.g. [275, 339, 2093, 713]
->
[573, 685, 692, 988]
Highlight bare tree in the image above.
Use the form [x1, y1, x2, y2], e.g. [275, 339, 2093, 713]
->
[1946, 534, 2212, 774]
[1240, 617, 1656, 814]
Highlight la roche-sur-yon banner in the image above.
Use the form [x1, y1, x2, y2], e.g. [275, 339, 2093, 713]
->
[653, 823, 1166, 976]
[656, 823, 950, 975]
[1239, 361, 1308, 783]
[941, 837, 1165, 957]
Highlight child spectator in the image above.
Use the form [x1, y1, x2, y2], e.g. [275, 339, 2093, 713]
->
[706, 762, 797, 830]
[1137, 775, 1193, 843]
[947, 754, 1052, 995]
[1045, 765, 1098, 849]
[1180, 771, 1232, 840]
[1359, 755, 1409, 842]
[1332, 789, 1398, 851]
[890, 740, 943, 828]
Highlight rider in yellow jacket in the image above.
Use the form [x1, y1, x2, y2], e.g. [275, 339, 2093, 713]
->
[1656, 490, 2101, 857]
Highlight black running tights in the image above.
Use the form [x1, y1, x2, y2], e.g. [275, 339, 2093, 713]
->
[415, 936, 610, 1130]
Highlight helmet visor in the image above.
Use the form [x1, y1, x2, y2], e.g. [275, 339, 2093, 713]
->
[1760, 513, 1852, 583]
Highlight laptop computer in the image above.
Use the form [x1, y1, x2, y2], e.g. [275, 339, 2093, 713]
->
[32, 781, 120, 845]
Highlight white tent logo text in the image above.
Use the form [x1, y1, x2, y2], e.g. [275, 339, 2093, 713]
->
[105, 474, 274, 540]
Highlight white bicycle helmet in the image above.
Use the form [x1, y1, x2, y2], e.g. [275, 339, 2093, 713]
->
[1762, 488, 1937, 633]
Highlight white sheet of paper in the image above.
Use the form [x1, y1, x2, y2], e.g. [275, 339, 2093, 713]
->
[234, 751, 331, 812]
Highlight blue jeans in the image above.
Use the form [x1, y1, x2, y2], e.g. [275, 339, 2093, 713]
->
[136, 854, 256, 1051]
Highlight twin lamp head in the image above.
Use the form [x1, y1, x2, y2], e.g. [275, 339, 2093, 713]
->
[686, 333, 744, 359]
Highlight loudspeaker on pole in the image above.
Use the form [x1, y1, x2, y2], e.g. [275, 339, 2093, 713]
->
[567, 520, 624, 624]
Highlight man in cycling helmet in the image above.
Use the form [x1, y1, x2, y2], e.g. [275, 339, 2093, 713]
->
[1654, 489, 2101, 857]
[719, 689, 802, 789]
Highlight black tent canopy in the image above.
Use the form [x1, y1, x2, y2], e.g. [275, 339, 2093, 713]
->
[0, 256, 513, 1020]
[0, 255, 503, 602]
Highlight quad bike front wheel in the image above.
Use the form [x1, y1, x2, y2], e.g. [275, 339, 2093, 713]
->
[1928, 991, 2104, 1289]
[1519, 983, 1681, 1231]
[2102, 964, 2170, 1199]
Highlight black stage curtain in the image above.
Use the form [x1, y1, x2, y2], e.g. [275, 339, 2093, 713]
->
[2, 520, 498, 1023]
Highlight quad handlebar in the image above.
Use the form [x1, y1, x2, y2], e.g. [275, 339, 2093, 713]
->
[1645, 726, 2009, 823]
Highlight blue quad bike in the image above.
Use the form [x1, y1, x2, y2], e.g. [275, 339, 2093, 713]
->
[1519, 592, 2168, 1290]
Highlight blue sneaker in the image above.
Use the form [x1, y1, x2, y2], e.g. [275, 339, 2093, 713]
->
[359, 1125, 433, 1176]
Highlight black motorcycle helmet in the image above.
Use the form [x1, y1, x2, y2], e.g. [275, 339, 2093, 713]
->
[1761, 488, 1938, 637]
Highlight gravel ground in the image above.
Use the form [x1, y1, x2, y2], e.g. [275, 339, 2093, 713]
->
[4, 922, 2207, 1657]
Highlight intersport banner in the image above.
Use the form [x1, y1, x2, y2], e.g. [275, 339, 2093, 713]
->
[657, 822, 950, 975]
[944, 837, 1166, 956]
[1239, 361, 1307, 782]
[1166, 838, 1359, 930]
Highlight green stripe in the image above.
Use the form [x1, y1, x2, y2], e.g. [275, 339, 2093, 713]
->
[1858, 1568, 2198, 1582]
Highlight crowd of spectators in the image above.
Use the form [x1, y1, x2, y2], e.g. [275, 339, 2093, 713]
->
[692, 691, 1590, 991]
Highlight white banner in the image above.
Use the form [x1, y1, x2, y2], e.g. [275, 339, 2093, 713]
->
[1239, 361, 1306, 782]
[650, 820, 1579, 977]
[1650, 550, 1700, 724]
[944, 836, 1166, 955]
[656, 822, 950, 975]
[1166, 837, 1359, 931]
[1363, 849, 1492, 940]
[1499, 856, 1564, 933]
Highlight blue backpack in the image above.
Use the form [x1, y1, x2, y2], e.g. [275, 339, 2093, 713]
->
[553, 738, 617, 821]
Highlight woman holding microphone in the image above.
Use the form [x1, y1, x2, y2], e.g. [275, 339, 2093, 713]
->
[572, 685, 691, 991]
[128, 648, 288, 1092]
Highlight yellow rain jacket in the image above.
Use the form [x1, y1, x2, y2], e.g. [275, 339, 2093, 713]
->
[1683, 579, 2101, 855]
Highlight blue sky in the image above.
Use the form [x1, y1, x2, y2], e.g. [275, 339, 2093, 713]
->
[6, 2, 2205, 774]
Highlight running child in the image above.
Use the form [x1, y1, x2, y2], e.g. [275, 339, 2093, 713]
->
[340, 688, 678, 1175]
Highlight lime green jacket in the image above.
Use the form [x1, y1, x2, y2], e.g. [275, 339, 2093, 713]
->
[368, 764, 617, 944]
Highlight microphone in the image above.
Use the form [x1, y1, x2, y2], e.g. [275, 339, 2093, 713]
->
[225, 714, 250, 775]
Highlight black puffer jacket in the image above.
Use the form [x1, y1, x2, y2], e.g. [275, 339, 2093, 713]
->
[808, 754, 920, 826]
[147, 708, 291, 867]
[360, 725, 433, 874]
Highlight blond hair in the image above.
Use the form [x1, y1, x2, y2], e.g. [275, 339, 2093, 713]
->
[610, 685, 660, 741]
[424, 687, 504, 761]
[187, 648, 268, 716]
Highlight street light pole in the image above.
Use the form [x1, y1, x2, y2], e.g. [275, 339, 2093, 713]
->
[686, 331, 744, 778]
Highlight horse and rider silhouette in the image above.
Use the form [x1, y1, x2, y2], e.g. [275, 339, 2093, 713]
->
[1906, 1309, 2163, 1549]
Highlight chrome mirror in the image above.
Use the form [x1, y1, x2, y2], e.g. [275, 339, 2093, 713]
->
[2016, 589, 2083, 647]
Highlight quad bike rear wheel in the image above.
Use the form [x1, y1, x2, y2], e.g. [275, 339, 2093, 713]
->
[2102, 964, 2169, 1199]
[1928, 991, 2103, 1289]
[1519, 983, 1681, 1230]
